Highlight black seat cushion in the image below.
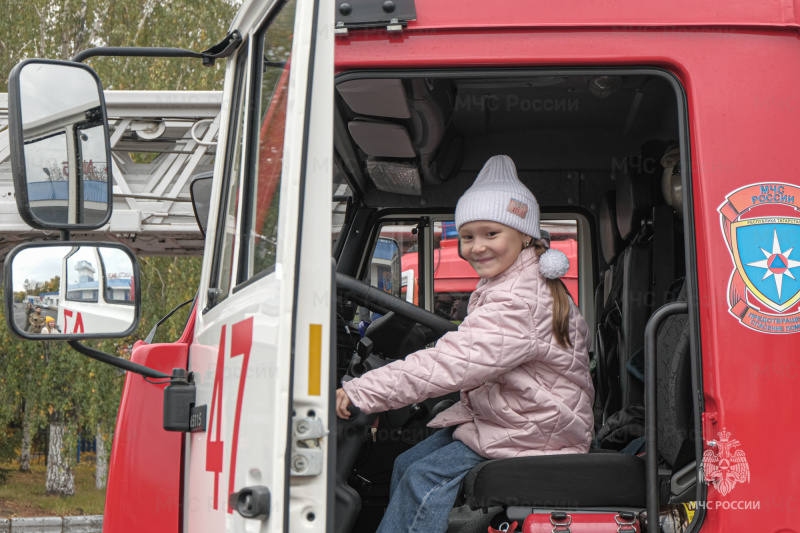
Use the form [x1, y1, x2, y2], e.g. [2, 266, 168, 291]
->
[462, 453, 646, 509]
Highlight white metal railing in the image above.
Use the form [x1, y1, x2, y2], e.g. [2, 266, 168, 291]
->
[0, 91, 222, 259]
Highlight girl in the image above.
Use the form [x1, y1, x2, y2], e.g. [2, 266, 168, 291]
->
[41, 316, 59, 334]
[336, 155, 594, 533]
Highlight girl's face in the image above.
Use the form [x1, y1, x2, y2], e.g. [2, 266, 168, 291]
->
[458, 221, 530, 279]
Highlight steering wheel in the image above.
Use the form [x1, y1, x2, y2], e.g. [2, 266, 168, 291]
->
[335, 272, 458, 340]
[334, 273, 459, 533]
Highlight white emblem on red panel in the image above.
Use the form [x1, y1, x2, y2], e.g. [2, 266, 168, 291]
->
[702, 428, 750, 496]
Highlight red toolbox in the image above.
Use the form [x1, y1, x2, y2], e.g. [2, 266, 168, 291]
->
[522, 511, 640, 532]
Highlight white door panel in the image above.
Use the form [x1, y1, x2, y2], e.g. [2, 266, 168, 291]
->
[184, 0, 333, 530]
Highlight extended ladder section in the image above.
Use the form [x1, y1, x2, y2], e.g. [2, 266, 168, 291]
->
[0, 91, 222, 260]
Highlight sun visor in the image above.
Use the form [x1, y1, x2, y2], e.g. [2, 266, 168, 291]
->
[336, 79, 411, 119]
[348, 121, 416, 158]
[366, 158, 422, 196]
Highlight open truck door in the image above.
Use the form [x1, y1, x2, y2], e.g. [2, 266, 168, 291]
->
[184, 0, 333, 531]
[2, 0, 334, 530]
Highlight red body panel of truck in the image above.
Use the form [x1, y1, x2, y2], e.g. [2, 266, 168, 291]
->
[105, 1, 800, 531]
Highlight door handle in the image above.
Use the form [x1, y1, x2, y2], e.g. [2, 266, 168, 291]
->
[228, 485, 271, 520]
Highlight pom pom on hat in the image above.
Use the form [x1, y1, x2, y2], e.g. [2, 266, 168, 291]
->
[539, 249, 570, 279]
[455, 155, 540, 239]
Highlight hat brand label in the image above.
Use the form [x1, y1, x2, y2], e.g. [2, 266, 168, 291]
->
[508, 198, 528, 218]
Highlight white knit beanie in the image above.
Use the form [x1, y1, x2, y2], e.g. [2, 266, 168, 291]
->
[455, 155, 540, 239]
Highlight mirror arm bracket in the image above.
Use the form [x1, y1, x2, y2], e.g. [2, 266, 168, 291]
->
[71, 31, 242, 67]
[72, 46, 203, 64]
[68, 340, 170, 380]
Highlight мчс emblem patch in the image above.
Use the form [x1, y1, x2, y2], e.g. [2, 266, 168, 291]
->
[719, 182, 800, 334]
[703, 427, 750, 496]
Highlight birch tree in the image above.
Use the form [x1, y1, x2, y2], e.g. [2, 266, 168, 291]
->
[95, 425, 107, 489]
[46, 417, 75, 496]
[19, 400, 33, 472]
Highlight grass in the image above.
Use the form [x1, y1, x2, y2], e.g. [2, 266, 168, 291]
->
[0, 455, 106, 518]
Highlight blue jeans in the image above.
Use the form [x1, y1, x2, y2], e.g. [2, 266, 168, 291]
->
[377, 428, 486, 533]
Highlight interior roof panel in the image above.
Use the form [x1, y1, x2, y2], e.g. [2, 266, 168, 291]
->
[335, 71, 680, 208]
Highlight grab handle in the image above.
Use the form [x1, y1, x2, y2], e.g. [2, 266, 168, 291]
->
[644, 301, 688, 528]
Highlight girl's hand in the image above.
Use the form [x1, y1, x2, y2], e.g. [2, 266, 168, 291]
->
[336, 388, 353, 419]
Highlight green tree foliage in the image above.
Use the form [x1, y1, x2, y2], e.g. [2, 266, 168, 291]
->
[0, 286, 86, 492]
[1, 0, 241, 91]
[0, 0, 233, 496]
[125, 255, 203, 345]
[0, 256, 202, 487]
[40, 276, 60, 295]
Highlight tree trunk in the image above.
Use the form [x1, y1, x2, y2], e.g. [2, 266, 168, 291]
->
[60, 0, 71, 60]
[19, 400, 32, 472]
[46, 421, 75, 496]
[72, 0, 89, 55]
[34, 5, 46, 58]
[134, 0, 157, 44]
[95, 425, 107, 490]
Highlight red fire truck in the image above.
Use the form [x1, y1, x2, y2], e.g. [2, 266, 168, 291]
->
[4, 0, 800, 531]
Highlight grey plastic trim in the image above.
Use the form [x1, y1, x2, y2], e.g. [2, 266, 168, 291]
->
[671, 460, 698, 496]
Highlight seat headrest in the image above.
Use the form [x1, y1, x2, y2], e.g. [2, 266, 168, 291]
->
[598, 191, 625, 265]
[615, 171, 652, 240]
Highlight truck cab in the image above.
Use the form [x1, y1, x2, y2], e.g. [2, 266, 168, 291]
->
[4, 0, 800, 531]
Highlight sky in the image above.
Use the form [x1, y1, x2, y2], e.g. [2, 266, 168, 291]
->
[12, 245, 133, 292]
[18, 63, 101, 125]
[17, 62, 108, 185]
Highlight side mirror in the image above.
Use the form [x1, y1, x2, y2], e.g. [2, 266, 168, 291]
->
[190, 172, 213, 237]
[4, 243, 140, 339]
[7, 59, 113, 230]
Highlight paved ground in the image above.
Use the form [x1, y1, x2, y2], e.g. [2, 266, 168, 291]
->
[12, 302, 56, 335]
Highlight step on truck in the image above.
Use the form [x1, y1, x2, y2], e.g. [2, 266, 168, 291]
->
[4, 0, 800, 531]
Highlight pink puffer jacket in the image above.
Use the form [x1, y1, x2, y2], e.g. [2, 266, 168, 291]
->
[342, 247, 595, 459]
